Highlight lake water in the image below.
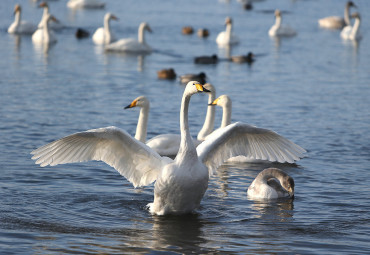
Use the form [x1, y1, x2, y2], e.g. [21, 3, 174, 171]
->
[1, 0, 370, 254]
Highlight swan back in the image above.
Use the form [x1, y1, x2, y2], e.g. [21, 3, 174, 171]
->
[247, 168, 294, 199]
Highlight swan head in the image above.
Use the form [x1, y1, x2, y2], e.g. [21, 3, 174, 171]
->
[347, 1, 357, 8]
[185, 81, 211, 95]
[209, 95, 231, 108]
[351, 12, 361, 20]
[124, 96, 149, 109]
[225, 17, 232, 26]
[141, 22, 152, 33]
[38, 2, 49, 9]
[14, 4, 21, 15]
[106, 13, 119, 21]
[274, 9, 281, 18]
[282, 175, 295, 198]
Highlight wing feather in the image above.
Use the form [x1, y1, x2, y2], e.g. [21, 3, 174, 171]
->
[31, 126, 168, 187]
[197, 122, 306, 175]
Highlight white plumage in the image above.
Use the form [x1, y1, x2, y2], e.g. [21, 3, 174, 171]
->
[92, 13, 118, 45]
[268, 10, 296, 37]
[318, 1, 356, 29]
[216, 17, 239, 47]
[340, 12, 362, 41]
[67, 0, 105, 9]
[8, 4, 37, 34]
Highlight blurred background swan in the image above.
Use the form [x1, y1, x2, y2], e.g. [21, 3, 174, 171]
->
[105, 22, 152, 53]
[8, 4, 37, 34]
[341, 12, 362, 41]
[32, 14, 58, 44]
[268, 10, 296, 37]
[92, 13, 119, 45]
[67, 0, 105, 9]
[318, 1, 356, 29]
[247, 168, 295, 199]
[216, 17, 239, 47]
[38, 2, 63, 30]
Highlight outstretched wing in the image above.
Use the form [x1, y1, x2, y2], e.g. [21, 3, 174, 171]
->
[31, 126, 169, 187]
[197, 122, 306, 175]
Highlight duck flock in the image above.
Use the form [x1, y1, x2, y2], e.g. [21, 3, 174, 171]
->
[7, 0, 362, 215]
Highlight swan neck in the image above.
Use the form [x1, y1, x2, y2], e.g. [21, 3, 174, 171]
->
[104, 16, 112, 44]
[177, 92, 196, 160]
[275, 16, 282, 28]
[351, 17, 360, 39]
[43, 19, 50, 43]
[344, 4, 351, 26]
[138, 24, 145, 44]
[225, 23, 232, 40]
[221, 102, 232, 128]
[14, 11, 21, 27]
[257, 168, 287, 184]
[197, 90, 216, 140]
[135, 104, 149, 143]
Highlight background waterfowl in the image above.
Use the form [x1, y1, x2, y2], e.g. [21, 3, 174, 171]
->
[157, 68, 177, 80]
[197, 28, 209, 38]
[105, 22, 152, 53]
[230, 52, 255, 64]
[194, 54, 218, 64]
[247, 168, 295, 199]
[67, 0, 105, 9]
[268, 9, 296, 37]
[182, 26, 194, 35]
[92, 13, 118, 45]
[75, 28, 90, 39]
[216, 17, 239, 46]
[179, 72, 207, 84]
[8, 4, 37, 34]
[318, 1, 356, 29]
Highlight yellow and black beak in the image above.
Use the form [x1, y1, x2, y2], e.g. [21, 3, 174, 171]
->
[195, 83, 211, 93]
[208, 97, 219, 106]
[124, 99, 137, 109]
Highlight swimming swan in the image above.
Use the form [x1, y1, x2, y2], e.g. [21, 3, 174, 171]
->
[216, 17, 239, 46]
[67, 0, 105, 9]
[209, 95, 306, 163]
[268, 10, 296, 37]
[124, 84, 216, 156]
[32, 14, 58, 44]
[38, 2, 63, 30]
[92, 13, 118, 45]
[247, 168, 294, 199]
[105, 22, 152, 53]
[318, 1, 356, 29]
[340, 12, 362, 41]
[8, 4, 37, 34]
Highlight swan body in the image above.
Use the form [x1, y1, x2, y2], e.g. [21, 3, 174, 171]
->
[318, 1, 356, 29]
[340, 12, 362, 40]
[32, 14, 57, 44]
[216, 17, 239, 46]
[67, 0, 105, 9]
[269, 10, 296, 37]
[105, 22, 152, 53]
[247, 168, 294, 199]
[8, 4, 37, 34]
[209, 95, 306, 163]
[38, 2, 63, 30]
[31, 81, 212, 215]
[92, 13, 118, 45]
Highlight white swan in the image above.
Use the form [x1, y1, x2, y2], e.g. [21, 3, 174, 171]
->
[216, 17, 239, 46]
[318, 1, 356, 29]
[268, 10, 296, 37]
[8, 4, 37, 34]
[67, 0, 105, 9]
[247, 168, 294, 199]
[92, 13, 118, 45]
[340, 12, 362, 41]
[31, 81, 307, 214]
[209, 95, 306, 163]
[124, 84, 216, 156]
[105, 22, 152, 53]
[32, 14, 57, 44]
[38, 2, 63, 30]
